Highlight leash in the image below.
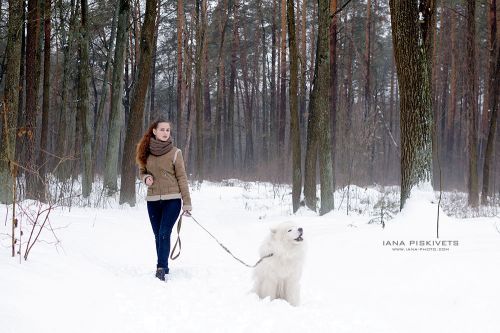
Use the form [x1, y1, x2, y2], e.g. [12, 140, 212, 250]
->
[169, 211, 184, 260]
[169, 211, 273, 268]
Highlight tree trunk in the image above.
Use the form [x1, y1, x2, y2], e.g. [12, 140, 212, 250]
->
[25, 0, 41, 200]
[481, 0, 498, 203]
[93, 3, 119, 176]
[201, 17, 211, 171]
[482, 0, 497, 140]
[304, 0, 334, 215]
[234, 1, 254, 170]
[317, 0, 334, 215]
[330, 0, 338, 191]
[78, 0, 92, 198]
[103, 0, 130, 194]
[270, 0, 277, 162]
[258, 1, 268, 163]
[194, 0, 206, 181]
[446, 8, 458, 178]
[279, 0, 287, 178]
[176, 0, 184, 147]
[300, 0, 307, 129]
[287, 0, 302, 213]
[212, 0, 228, 173]
[364, 0, 371, 120]
[465, 0, 479, 207]
[119, 0, 158, 206]
[226, 4, 238, 171]
[0, 0, 23, 204]
[437, 5, 451, 186]
[149, 5, 161, 123]
[389, 0, 435, 209]
[55, 0, 76, 181]
[15, 0, 26, 173]
[37, 0, 51, 191]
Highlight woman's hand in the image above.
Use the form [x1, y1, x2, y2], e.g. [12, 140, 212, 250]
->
[183, 210, 191, 217]
[145, 176, 154, 186]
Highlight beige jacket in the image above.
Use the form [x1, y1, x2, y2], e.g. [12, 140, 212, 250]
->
[139, 147, 192, 211]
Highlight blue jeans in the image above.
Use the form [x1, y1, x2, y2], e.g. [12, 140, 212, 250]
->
[147, 199, 182, 273]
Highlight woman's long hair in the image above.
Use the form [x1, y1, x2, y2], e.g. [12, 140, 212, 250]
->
[136, 118, 171, 168]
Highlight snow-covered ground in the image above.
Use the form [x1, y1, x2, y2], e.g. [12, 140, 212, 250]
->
[1, 181, 499, 333]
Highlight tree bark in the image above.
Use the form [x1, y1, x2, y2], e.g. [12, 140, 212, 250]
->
[176, 0, 184, 147]
[103, 0, 130, 194]
[389, 0, 435, 209]
[279, 0, 287, 178]
[446, 8, 458, 176]
[364, 0, 371, 120]
[93, 3, 119, 177]
[465, 0, 479, 207]
[300, 0, 307, 129]
[194, 0, 206, 181]
[78, 0, 92, 198]
[55, 0, 76, 181]
[481, 0, 498, 203]
[37, 0, 51, 190]
[287, 0, 302, 212]
[0, 0, 23, 204]
[258, 1, 269, 163]
[25, 0, 41, 199]
[119, 0, 158, 206]
[304, 0, 334, 215]
[330, 0, 338, 191]
[226, 3, 238, 170]
[212, 0, 229, 172]
[234, 1, 254, 170]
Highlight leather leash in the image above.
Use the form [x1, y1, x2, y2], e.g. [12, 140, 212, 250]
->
[169, 211, 273, 268]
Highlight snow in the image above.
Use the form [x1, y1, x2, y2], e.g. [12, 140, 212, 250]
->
[1, 181, 500, 333]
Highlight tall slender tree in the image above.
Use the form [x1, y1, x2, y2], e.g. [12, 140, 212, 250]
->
[194, 0, 206, 181]
[279, 0, 287, 177]
[0, 0, 23, 204]
[78, 0, 92, 198]
[93, 2, 119, 176]
[481, 0, 498, 203]
[55, 0, 77, 181]
[119, 0, 158, 205]
[176, 0, 184, 146]
[103, 0, 130, 194]
[329, 0, 338, 190]
[25, 0, 41, 199]
[287, 0, 302, 212]
[37, 0, 51, 189]
[213, 0, 229, 172]
[226, 2, 238, 170]
[465, 0, 479, 207]
[364, 0, 371, 120]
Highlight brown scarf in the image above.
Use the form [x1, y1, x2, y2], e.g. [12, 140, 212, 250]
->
[149, 137, 173, 156]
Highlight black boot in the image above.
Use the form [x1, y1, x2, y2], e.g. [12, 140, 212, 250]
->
[155, 268, 166, 281]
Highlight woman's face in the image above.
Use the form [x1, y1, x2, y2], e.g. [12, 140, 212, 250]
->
[153, 122, 171, 141]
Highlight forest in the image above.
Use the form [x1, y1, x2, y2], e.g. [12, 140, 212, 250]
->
[0, 0, 499, 214]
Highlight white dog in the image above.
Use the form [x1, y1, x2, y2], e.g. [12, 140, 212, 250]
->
[252, 221, 306, 306]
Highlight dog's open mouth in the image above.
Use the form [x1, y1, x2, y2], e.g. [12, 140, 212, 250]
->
[294, 231, 304, 242]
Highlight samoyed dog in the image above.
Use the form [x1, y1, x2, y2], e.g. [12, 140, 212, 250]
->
[252, 221, 306, 306]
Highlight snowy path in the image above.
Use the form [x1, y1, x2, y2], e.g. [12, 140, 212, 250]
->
[1, 183, 499, 333]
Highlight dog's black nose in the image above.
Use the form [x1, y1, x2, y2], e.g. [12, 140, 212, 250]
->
[298, 227, 303, 233]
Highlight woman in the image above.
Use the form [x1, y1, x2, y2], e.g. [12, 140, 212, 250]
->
[136, 119, 192, 281]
